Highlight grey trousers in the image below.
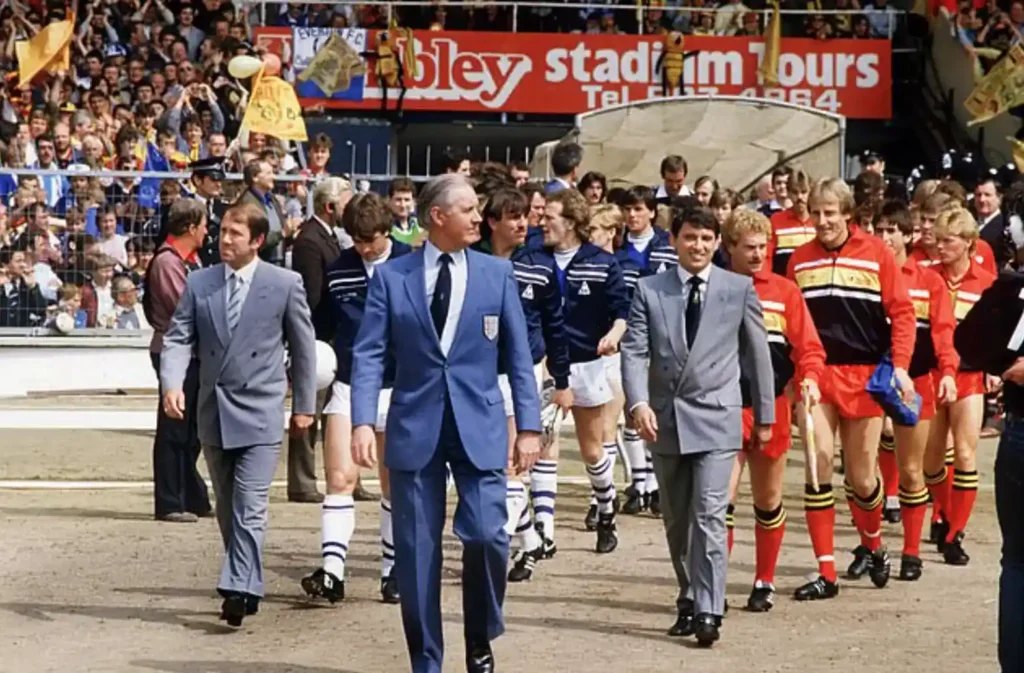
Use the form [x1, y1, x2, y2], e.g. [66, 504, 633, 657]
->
[204, 443, 280, 598]
[651, 449, 737, 617]
[287, 388, 327, 496]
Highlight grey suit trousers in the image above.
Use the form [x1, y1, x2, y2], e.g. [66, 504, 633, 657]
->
[204, 443, 280, 598]
[652, 449, 737, 617]
[287, 388, 327, 496]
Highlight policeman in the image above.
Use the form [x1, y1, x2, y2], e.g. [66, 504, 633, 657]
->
[187, 157, 227, 266]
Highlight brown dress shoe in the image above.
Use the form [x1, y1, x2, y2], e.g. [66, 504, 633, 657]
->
[288, 492, 325, 504]
[157, 512, 199, 523]
[352, 484, 380, 502]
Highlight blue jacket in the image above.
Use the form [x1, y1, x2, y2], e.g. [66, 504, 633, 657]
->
[325, 238, 411, 386]
[505, 245, 571, 389]
[614, 227, 678, 301]
[351, 247, 542, 472]
[525, 226, 545, 251]
[557, 242, 631, 364]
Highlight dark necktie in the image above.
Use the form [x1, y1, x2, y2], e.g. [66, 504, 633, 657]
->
[430, 253, 453, 339]
[685, 275, 703, 349]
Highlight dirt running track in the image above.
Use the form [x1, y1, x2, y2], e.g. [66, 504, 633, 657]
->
[0, 397, 1003, 673]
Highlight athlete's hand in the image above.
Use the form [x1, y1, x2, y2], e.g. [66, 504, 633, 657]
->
[289, 413, 314, 437]
[514, 431, 541, 473]
[986, 374, 1004, 394]
[632, 403, 658, 443]
[894, 367, 916, 402]
[800, 379, 821, 406]
[351, 425, 377, 468]
[596, 335, 619, 356]
[937, 375, 957, 405]
[1003, 357, 1024, 385]
[163, 390, 185, 420]
[551, 387, 574, 413]
[752, 424, 773, 451]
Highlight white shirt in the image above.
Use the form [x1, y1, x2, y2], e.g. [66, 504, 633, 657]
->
[627, 229, 654, 253]
[424, 240, 467, 356]
[554, 246, 580, 270]
[362, 240, 392, 278]
[655, 184, 693, 199]
[225, 257, 260, 315]
[676, 263, 713, 314]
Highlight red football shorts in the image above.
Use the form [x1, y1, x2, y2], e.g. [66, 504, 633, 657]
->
[742, 395, 792, 459]
[953, 371, 985, 400]
[914, 372, 935, 422]
[820, 364, 882, 419]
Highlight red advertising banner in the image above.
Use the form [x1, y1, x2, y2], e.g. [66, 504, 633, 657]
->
[255, 27, 892, 119]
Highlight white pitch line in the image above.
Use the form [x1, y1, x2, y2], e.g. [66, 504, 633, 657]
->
[0, 476, 595, 491]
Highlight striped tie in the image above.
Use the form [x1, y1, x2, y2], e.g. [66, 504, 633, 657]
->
[226, 274, 243, 335]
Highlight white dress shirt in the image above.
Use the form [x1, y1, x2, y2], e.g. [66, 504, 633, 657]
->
[362, 240, 392, 278]
[676, 262, 713, 320]
[424, 240, 467, 357]
[225, 257, 260, 315]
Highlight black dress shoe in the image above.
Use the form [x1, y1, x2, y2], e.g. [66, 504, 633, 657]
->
[288, 492, 325, 504]
[693, 613, 720, 647]
[220, 595, 246, 627]
[466, 642, 494, 673]
[245, 595, 260, 615]
[647, 489, 661, 517]
[667, 600, 695, 637]
[380, 575, 400, 604]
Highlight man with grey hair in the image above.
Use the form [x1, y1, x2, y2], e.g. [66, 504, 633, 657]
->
[286, 175, 353, 504]
[351, 172, 542, 673]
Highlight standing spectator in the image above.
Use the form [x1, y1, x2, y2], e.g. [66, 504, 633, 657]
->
[286, 177, 354, 504]
[388, 177, 423, 247]
[30, 133, 65, 208]
[442, 148, 471, 176]
[0, 243, 47, 327]
[546, 142, 584, 193]
[96, 207, 129, 266]
[237, 160, 286, 265]
[509, 162, 531, 188]
[145, 199, 210, 523]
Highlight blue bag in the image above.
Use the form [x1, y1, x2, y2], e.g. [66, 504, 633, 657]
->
[866, 355, 921, 427]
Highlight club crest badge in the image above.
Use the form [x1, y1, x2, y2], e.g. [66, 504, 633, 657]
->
[483, 314, 499, 341]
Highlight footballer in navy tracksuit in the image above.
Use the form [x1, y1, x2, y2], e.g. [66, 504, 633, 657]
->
[477, 187, 573, 581]
[301, 191, 412, 607]
[613, 189, 680, 518]
[543, 188, 631, 554]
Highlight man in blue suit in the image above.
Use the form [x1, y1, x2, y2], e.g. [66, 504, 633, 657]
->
[351, 173, 542, 673]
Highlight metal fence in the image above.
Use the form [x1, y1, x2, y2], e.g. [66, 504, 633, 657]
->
[251, 0, 908, 39]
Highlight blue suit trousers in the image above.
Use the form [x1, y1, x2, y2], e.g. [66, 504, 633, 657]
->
[390, 397, 509, 673]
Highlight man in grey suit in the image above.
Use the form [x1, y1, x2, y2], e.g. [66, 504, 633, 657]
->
[161, 202, 317, 628]
[621, 205, 774, 647]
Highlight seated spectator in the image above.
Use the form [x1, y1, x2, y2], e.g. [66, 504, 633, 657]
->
[863, 0, 896, 37]
[851, 13, 873, 37]
[388, 177, 423, 247]
[81, 254, 119, 328]
[48, 283, 86, 330]
[0, 243, 47, 328]
[805, 13, 835, 39]
[110, 274, 150, 330]
[96, 207, 129, 267]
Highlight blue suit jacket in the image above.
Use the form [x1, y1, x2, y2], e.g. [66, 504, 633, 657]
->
[350, 247, 542, 472]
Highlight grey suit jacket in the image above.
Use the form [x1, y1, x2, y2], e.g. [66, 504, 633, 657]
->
[160, 261, 317, 450]
[621, 265, 775, 455]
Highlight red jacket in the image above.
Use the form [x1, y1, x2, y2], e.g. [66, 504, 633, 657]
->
[788, 226, 916, 370]
[767, 208, 815, 276]
[752, 270, 827, 392]
[902, 259, 959, 379]
[937, 258, 997, 372]
[909, 238, 998, 275]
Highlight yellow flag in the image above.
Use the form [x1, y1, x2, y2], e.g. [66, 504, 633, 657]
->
[759, 0, 781, 87]
[15, 15, 74, 84]
[965, 44, 1024, 126]
[241, 67, 308, 141]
